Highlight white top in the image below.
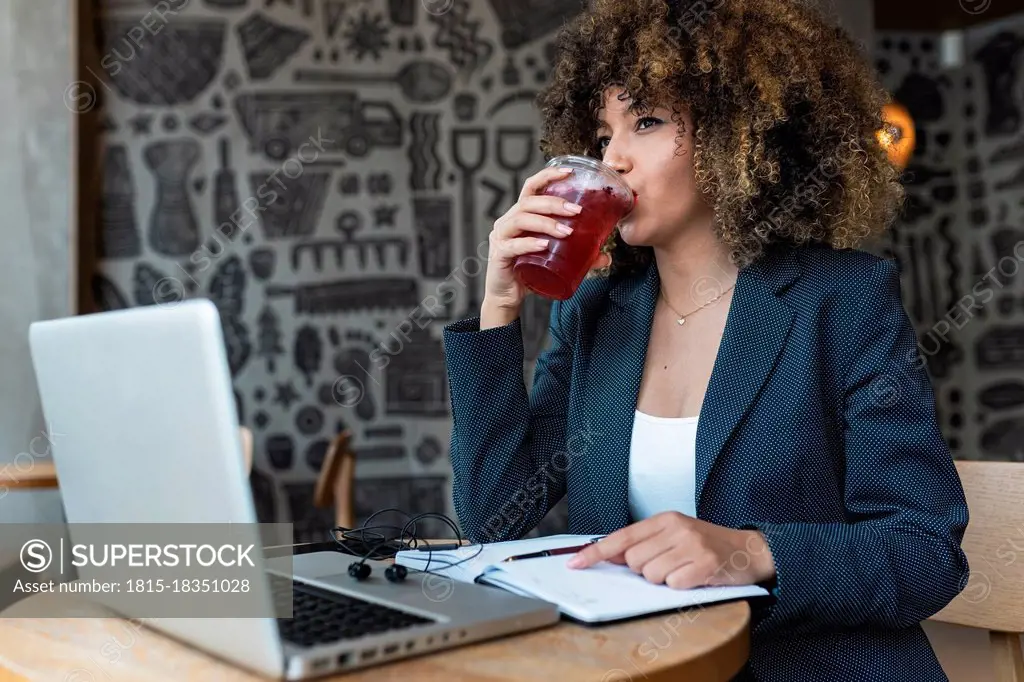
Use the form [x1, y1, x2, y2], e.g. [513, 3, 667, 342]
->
[628, 410, 699, 521]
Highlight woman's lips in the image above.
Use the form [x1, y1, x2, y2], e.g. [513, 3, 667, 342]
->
[628, 189, 639, 213]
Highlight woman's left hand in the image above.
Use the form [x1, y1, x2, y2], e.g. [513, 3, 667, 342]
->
[566, 511, 776, 589]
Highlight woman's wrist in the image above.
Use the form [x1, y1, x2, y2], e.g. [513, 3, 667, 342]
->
[480, 298, 521, 329]
[742, 529, 777, 584]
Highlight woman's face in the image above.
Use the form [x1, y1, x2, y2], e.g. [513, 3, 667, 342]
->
[595, 87, 714, 247]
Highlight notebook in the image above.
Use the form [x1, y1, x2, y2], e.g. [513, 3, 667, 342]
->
[394, 534, 769, 623]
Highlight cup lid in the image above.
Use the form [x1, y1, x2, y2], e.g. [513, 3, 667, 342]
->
[545, 155, 634, 202]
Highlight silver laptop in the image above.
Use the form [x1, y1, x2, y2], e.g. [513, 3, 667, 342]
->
[27, 298, 560, 679]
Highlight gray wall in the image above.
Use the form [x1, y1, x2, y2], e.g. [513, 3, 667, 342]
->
[873, 9, 1024, 675]
[818, 0, 874, 52]
[85, 0, 575, 542]
[0, 0, 73, 524]
[0, 0, 873, 531]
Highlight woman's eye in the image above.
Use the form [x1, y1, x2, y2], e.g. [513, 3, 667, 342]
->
[596, 118, 660, 153]
[636, 117, 663, 131]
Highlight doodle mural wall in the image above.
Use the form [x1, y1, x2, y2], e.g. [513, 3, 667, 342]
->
[84, 0, 1024, 544]
[874, 15, 1024, 464]
[87, 0, 583, 542]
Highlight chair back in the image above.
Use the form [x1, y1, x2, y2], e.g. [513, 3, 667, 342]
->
[930, 461, 1024, 633]
[313, 430, 356, 529]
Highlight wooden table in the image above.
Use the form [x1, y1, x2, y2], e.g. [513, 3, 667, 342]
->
[0, 548, 751, 681]
[0, 461, 58, 490]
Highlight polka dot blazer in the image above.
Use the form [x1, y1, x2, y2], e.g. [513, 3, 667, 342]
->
[442, 242, 969, 681]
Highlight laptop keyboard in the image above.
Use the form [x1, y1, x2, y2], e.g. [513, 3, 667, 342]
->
[272, 575, 437, 648]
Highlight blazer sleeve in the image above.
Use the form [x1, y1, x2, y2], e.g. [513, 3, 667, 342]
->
[441, 299, 574, 543]
[742, 257, 970, 636]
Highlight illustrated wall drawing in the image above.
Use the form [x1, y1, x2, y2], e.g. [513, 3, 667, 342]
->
[86, 1, 1022, 547]
[876, 15, 1024, 462]
[88, 0, 582, 540]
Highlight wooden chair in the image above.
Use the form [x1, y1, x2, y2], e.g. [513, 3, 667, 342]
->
[930, 461, 1024, 682]
[0, 461, 59, 490]
[312, 429, 357, 529]
[239, 425, 254, 474]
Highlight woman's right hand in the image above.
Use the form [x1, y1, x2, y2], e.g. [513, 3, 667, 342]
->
[482, 166, 612, 313]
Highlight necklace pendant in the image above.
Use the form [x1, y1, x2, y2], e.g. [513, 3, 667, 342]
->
[676, 317, 685, 326]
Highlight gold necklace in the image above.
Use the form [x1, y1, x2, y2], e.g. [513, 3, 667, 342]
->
[660, 284, 735, 326]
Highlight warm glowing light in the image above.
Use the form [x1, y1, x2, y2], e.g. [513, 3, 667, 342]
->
[877, 101, 916, 170]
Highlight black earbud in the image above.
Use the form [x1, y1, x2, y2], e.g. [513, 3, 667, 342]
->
[385, 564, 407, 583]
[347, 561, 371, 581]
[334, 508, 476, 586]
[346, 561, 408, 583]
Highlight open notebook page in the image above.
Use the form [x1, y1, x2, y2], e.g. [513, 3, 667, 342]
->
[479, 554, 769, 623]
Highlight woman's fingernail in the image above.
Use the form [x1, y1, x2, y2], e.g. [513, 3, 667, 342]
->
[566, 555, 583, 568]
[557, 223, 573, 235]
[558, 167, 573, 173]
[536, 239, 550, 247]
[564, 202, 582, 213]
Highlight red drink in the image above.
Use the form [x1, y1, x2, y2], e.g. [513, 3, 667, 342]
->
[513, 156, 634, 300]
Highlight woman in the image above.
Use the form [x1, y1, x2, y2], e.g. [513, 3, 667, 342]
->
[441, 0, 969, 679]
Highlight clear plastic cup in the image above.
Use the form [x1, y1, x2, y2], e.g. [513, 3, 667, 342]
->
[512, 155, 635, 300]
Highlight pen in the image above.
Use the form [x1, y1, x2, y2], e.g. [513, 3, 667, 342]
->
[501, 538, 602, 563]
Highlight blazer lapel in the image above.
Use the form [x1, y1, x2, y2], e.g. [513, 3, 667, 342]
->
[583, 248, 800, 530]
[583, 261, 659, 533]
[694, 248, 799, 512]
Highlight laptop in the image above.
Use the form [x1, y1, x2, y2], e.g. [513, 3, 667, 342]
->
[27, 298, 560, 679]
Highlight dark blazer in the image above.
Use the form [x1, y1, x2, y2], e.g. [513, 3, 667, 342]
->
[441, 242, 969, 681]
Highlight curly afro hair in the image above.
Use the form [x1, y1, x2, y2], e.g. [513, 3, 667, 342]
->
[537, 0, 904, 276]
